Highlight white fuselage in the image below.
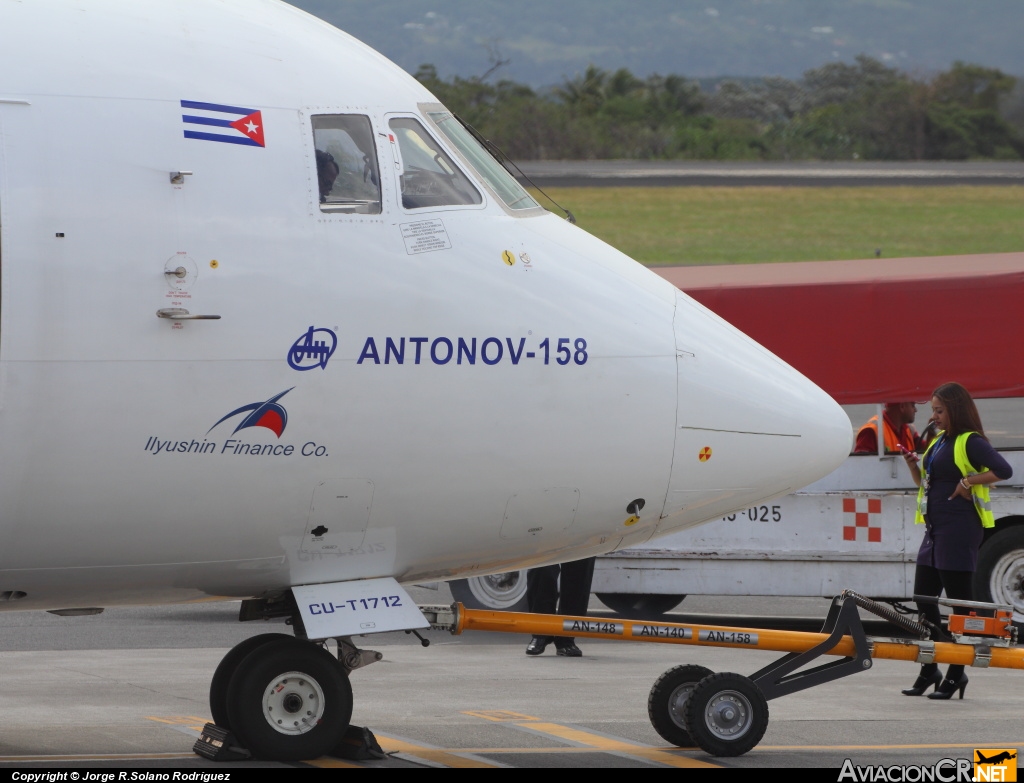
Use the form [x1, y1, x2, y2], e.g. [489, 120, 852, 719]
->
[0, 0, 852, 611]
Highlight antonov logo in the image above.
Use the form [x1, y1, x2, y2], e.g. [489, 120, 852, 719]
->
[288, 326, 338, 371]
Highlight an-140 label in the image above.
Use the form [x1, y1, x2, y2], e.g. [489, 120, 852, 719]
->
[633, 624, 693, 639]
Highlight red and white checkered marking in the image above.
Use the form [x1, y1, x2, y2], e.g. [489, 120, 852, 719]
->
[842, 497, 882, 542]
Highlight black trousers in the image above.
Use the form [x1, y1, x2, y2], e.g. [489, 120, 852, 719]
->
[527, 557, 596, 643]
[913, 563, 973, 680]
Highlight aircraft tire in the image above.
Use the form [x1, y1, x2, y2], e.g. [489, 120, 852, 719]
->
[647, 664, 714, 747]
[209, 633, 293, 730]
[449, 572, 529, 611]
[973, 523, 1024, 631]
[683, 672, 769, 757]
[226, 637, 353, 761]
[596, 593, 686, 619]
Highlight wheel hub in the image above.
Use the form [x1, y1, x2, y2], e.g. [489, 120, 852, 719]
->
[262, 672, 326, 735]
[668, 683, 697, 729]
[468, 571, 527, 609]
[704, 690, 752, 739]
[991, 550, 1024, 622]
[486, 573, 518, 590]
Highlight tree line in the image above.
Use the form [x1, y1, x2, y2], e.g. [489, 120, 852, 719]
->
[414, 57, 1024, 161]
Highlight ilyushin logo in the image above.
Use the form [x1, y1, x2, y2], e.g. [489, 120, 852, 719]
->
[207, 388, 293, 438]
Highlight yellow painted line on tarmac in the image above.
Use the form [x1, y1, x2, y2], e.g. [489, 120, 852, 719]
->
[0, 753, 195, 762]
[145, 715, 209, 732]
[377, 734, 506, 768]
[459, 709, 719, 767]
[519, 721, 720, 768]
[462, 709, 540, 722]
[434, 746, 685, 754]
[758, 743, 1024, 751]
[304, 757, 364, 768]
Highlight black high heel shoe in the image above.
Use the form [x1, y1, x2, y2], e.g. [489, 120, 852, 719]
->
[901, 670, 942, 696]
[927, 673, 968, 700]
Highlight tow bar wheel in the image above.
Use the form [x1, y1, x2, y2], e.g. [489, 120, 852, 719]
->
[226, 637, 353, 761]
[647, 664, 714, 747]
[683, 672, 769, 757]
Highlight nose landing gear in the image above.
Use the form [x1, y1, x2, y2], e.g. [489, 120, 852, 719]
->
[223, 637, 353, 761]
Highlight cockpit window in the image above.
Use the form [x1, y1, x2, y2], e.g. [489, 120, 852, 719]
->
[427, 111, 540, 211]
[388, 117, 482, 209]
[312, 115, 381, 214]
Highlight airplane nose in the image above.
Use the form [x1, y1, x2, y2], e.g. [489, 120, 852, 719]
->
[659, 291, 851, 533]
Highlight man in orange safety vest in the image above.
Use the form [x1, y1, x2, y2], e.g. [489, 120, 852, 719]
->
[854, 401, 927, 454]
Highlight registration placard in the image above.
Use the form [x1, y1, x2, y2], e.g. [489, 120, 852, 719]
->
[293, 577, 428, 640]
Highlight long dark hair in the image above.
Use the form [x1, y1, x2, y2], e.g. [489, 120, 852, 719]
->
[932, 382, 986, 440]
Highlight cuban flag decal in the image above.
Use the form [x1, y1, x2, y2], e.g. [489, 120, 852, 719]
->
[181, 100, 266, 147]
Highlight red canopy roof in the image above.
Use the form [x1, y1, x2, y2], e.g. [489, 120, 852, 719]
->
[655, 253, 1024, 405]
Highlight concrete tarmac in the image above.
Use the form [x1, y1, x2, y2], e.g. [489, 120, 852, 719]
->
[1, 587, 1022, 771]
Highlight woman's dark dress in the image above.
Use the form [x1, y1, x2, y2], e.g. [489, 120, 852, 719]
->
[917, 433, 1013, 572]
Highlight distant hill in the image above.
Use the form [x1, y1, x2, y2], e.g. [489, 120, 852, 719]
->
[286, 0, 1024, 87]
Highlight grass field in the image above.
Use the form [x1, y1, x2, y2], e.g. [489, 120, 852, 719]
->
[535, 186, 1024, 265]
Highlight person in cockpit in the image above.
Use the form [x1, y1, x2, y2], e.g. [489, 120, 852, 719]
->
[315, 149, 340, 202]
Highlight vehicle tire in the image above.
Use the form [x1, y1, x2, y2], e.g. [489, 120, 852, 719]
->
[647, 665, 714, 747]
[226, 637, 353, 761]
[449, 571, 529, 611]
[209, 633, 293, 730]
[973, 524, 1024, 630]
[683, 672, 769, 757]
[596, 593, 686, 619]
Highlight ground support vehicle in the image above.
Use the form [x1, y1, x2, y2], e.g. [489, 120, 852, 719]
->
[450, 452, 1024, 625]
[592, 449, 1024, 624]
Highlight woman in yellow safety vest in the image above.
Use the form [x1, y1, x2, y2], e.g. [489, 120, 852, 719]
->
[899, 382, 1012, 700]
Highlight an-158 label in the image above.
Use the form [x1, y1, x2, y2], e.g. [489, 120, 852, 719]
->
[698, 629, 759, 645]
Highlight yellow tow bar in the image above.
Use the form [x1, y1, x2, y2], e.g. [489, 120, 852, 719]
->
[419, 593, 1023, 758]
[450, 606, 1024, 670]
